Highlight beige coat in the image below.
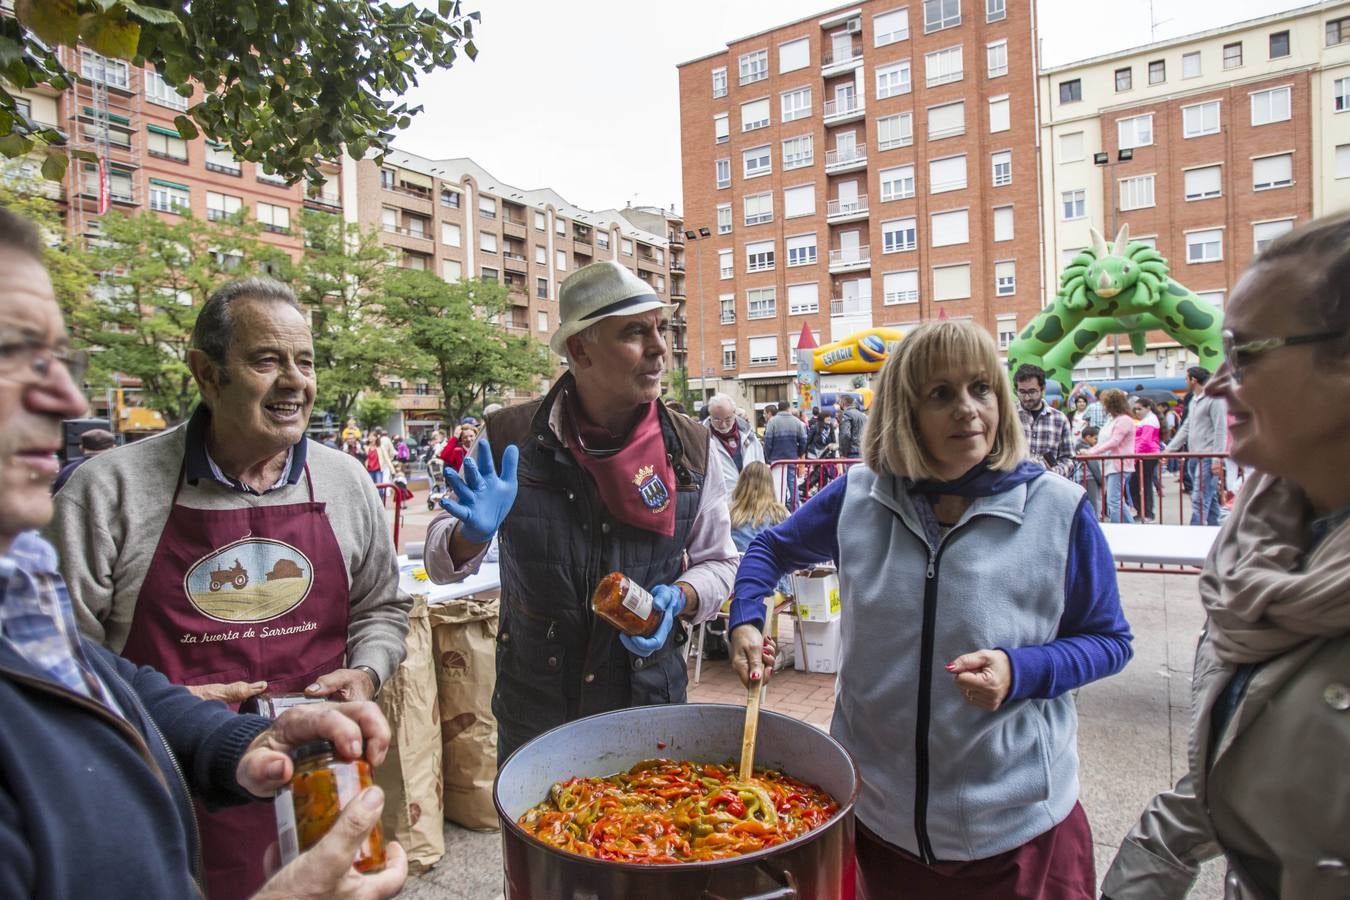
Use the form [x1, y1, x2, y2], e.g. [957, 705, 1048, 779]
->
[1101, 629, 1350, 898]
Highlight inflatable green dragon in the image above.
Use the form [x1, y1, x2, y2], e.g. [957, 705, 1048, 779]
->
[1007, 224, 1224, 392]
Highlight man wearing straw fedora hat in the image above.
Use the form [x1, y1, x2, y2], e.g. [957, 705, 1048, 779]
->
[424, 260, 738, 761]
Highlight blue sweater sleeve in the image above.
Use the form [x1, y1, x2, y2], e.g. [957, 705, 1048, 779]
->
[1001, 498, 1134, 699]
[730, 474, 847, 631]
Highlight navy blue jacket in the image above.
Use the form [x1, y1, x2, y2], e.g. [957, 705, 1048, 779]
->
[0, 639, 269, 899]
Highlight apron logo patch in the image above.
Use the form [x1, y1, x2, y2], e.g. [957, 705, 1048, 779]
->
[633, 464, 671, 514]
[183, 538, 315, 623]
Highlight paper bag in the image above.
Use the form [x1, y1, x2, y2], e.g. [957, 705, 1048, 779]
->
[373, 596, 445, 873]
[429, 594, 500, 831]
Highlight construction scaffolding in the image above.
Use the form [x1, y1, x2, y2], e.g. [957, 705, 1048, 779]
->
[60, 45, 144, 241]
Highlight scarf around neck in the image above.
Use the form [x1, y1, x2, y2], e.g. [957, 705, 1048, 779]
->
[907, 460, 1044, 498]
[1201, 471, 1350, 664]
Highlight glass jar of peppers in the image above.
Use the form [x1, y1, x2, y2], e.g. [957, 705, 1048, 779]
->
[275, 739, 386, 873]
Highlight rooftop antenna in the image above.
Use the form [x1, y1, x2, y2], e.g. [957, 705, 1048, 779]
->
[1148, 0, 1173, 41]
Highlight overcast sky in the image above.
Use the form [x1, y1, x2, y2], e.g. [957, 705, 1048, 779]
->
[396, 0, 1310, 214]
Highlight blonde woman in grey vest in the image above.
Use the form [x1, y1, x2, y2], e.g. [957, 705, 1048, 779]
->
[730, 320, 1133, 899]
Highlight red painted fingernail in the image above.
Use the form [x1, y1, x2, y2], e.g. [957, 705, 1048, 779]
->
[944, 663, 957, 672]
[751, 671, 761, 682]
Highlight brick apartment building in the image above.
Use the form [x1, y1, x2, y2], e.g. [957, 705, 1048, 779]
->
[1039, 0, 1350, 381]
[678, 0, 1043, 412]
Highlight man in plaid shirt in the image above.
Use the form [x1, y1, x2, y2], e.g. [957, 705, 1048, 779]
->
[1014, 364, 1076, 479]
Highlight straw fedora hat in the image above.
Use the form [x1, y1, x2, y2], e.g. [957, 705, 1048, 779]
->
[549, 261, 670, 357]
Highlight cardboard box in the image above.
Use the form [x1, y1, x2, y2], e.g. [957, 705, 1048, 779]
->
[794, 618, 842, 674]
[793, 567, 841, 621]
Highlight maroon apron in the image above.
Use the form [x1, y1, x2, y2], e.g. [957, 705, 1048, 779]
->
[120, 464, 349, 900]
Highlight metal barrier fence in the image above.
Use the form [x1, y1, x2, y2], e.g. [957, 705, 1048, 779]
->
[768, 458, 860, 512]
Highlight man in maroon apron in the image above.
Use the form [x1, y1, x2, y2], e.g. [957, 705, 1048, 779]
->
[53, 277, 410, 900]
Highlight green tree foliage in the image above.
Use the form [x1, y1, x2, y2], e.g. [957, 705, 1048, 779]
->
[354, 393, 395, 432]
[0, 159, 93, 318]
[290, 209, 403, 423]
[71, 208, 288, 423]
[4, 0, 479, 182]
[379, 270, 554, 424]
[668, 367, 694, 413]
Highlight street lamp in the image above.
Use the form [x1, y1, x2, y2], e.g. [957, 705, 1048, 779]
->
[1093, 147, 1134, 378]
[684, 226, 712, 409]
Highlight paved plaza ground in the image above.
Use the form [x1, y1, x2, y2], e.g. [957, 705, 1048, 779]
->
[391, 472, 1225, 898]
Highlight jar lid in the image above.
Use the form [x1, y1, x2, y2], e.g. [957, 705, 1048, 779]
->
[289, 739, 337, 763]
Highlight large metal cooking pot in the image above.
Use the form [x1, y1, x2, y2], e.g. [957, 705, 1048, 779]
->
[495, 703, 859, 900]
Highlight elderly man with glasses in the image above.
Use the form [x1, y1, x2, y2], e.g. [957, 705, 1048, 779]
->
[705, 392, 764, 497]
[1014, 363, 1076, 479]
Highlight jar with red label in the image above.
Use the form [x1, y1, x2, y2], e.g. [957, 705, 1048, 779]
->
[591, 572, 660, 636]
[274, 739, 386, 873]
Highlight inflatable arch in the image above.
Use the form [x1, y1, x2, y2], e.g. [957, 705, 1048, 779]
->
[811, 327, 906, 375]
[1007, 224, 1225, 393]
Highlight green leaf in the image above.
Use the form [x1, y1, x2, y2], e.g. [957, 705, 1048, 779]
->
[16, 0, 81, 47]
[172, 115, 198, 140]
[115, 0, 183, 27]
[0, 132, 34, 157]
[439, 0, 452, 14]
[464, 40, 477, 60]
[40, 149, 69, 182]
[81, 14, 141, 60]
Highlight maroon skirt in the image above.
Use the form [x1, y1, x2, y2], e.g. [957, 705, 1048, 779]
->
[855, 802, 1095, 900]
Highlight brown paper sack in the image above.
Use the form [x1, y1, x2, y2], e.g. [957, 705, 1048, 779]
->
[429, 594, 501, 831]
[373, 595, 445, 873]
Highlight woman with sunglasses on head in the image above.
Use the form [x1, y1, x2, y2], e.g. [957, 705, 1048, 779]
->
[1102, 212, 1350, 899]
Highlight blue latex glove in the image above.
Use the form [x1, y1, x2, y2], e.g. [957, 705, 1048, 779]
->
[440, 437, 519, 544]
[620, 584, 687, 658]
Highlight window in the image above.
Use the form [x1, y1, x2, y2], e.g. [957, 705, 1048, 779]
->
[923, 0, 961, 33]
[205, 191, 242, 222]
[205, 144, 240, 175]
[1061, 189, 1086, 220]
[1148, 59, 1165, 84]
[877, 113, 913, 150]
[479, 231, 498, 253]
[988, 96, 1009, 132]
[748, 336, 778, 366]
[1186, 229, 1223, 263]
[145, 70, 188, 110]
[741, 98, 770, 131]
[932, 263, 972, 301]
[991, 150, 1012, 186]
[1182, 51, 1202, 78]
[80, 51, 129, 89]
[442, 189, 461, 209]
[883, 270, 920, 304]
[715, 159, 731, 189]
[929, 154, 967, 192]
[779, 38, 809, 74]
[442, 222, 462, 246]
[1059, 131, 1084, 162]
[1115, 67, 1132, 92]
[256, 168, 288, 186]
[1183, 166, 1222, 200]
[596, 231, 610, 250]
[1252, 153, 1293, 190]
[995, 261, 1016, 296]
[147, 127, 188, 161]
[782, 87, 811, 122]
[257, 202, 290, 234]
[478, 265, 496, 280]
[1338, 143, 1350, 178]
[1253, 219, 1294, 254]
[1118, 114, 1153, 149]
[1119, 174, 1155, 210]
[987, 0, 1006, 22]
[876, 61, 912, 99]
[747, 288, 776, 320]
[535, 244, 547, 264]
[744, 192, 773, 226]
[874, 9, 909, 46]
[717, 204, 732, 234]
[930, 209, 969, 247]
[1251, 86, 1291, 125]
[993, 205, 1013, 241]
[743, 145, 772, 178]
[534, 211, 546, 230]
[478, 196, 496, 218]
[996, 315, 1017, 348]
[1270, 30, 1290, 58]
[621, 239, 634, 255]
[880, 165, 916, 201]
[1183, 100, 1220, 137]
[882, 217, 917, 253]
[722, 339, 737, 369]
[712, 67, 728, 98]
[987, 40, 1008, 78]
[442, 259, 462, 281]
[925, 47, 963, 87]
[788, 283, 819, 315]
[745, 240, 775, 273]
[928, 100, 965, 140]
[1330, 16, 1350, 46]
[1335, 76, 1350, 112]
[381, 207, 398, 231]
[782, 135, 813, 169]
[537, 277, 549, 299]
[534, 310, 548, 333]
[739, 49, 768, 85]
[714, 113, 729, 143]
[1059, 79, 1081, 104]
[1223, 42, 1243, 69]
[380, 167, 397, 190]
[784, 185, 815, 217]
[786, 233, 817, 266]
[720, 295, 736, 324]
[719, 250, 734, 279]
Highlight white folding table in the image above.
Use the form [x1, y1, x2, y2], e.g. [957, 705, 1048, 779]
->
[1099, 524, 1219, 569]
[397, 557, 501, 603]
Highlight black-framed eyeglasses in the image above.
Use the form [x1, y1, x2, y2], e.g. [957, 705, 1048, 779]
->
[1015, 387, 1042, 398]
[1221, 328, 1345, 383]
[0, 333, 89, 386]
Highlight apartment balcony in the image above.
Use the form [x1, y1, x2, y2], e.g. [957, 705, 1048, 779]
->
[668, 231, 684, 246]
[823, 96, 865, 125]
[636, 254, 662, 274]
[669, 260, 685, 273]
[573, 240, 594, 257]
[380, 184, 433, 215]
[503, 252, 528, 274]
[828, 246, 871, 273]
[826, 195, 869, 223]
[824, 147, 867, 174]
[830, 295, 873, 316]
[303, 193, 341, 212]
[504, 275, 527, 294]
[502, 218, 527, 240]
[821, 40, 864, 77]
[572, 228, 593, 244]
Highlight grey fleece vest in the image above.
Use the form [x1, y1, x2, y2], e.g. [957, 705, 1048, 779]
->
[833, 466, 1084, 862]
[485, 377, 708, 761]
